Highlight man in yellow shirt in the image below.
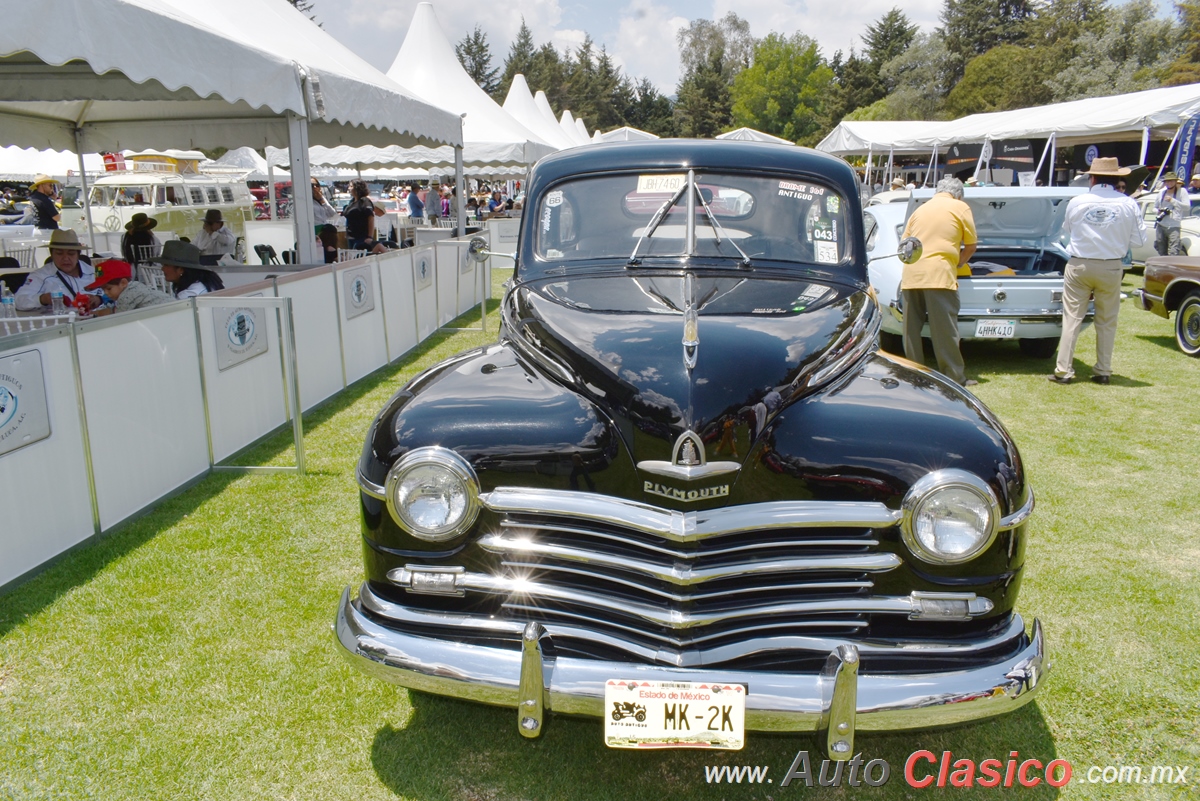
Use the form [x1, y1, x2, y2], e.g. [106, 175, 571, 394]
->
[900, 176, 978, 387]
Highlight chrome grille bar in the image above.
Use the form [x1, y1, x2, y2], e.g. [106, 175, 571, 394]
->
[480, 488, 903, 542]
[502, 560, 872, 603]
[481, 533, 899, 585]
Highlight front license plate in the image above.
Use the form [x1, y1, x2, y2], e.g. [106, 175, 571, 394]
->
[975, 319, 1016, 338]
[603, 679, 746, 749]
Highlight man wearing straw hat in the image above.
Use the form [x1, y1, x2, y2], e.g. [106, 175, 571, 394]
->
[27, 175, 61, 231]
[14, 229, 103, 312]
[1049, 157, 1146, 385]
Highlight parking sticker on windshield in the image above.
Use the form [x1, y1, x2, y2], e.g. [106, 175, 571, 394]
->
[815, 241, 839, 264]
[825, 196, 841, 214]
[777, 181, 825, 201]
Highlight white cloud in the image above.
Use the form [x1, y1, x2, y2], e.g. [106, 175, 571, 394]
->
[611, 0, 690, 91]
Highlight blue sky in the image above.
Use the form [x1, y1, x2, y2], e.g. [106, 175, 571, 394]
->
[319, 0, 1179, 97]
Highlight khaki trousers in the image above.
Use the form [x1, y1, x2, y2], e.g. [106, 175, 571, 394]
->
[902, 288, 965, 385]
[1054, 257, 1123, 379]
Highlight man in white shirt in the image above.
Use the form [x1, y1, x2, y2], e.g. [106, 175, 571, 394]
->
[1154, 171, 1191, 256]
[194, 209, 236, 258]
[1050, 157, 1147, 385]
[14, 229, 103, 312]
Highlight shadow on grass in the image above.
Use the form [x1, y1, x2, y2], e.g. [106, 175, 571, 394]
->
[1134, 333, 1182, 353]
[0, 470, 241, 637]
[370, 692, 1061, 800]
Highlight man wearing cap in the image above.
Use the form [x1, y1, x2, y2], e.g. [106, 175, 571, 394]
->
[87, 259, 173, 315]
[194, 209, 236, 258]
[1190, 173, 1200, 193]
[14, 229, 102, 312]
[27, 175, 60, 231]
[1154, 172, 1191, 256]
[1050, 157, 1146, 385]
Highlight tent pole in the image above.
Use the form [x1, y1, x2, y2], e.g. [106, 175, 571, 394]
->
[1048, 134, 1056, 187]
[287, 112, 318, 265]
[1034, 136, 1052, 182]
[268, 161, 277, 221]
[1151, 126, 1183, 189]
[925, 145, 936, 187]
[973, 137, 989, 181]
[865, 146, 873, 192]
[73, 128, 97, 251]
[454, 143, 465, 239]
[887, 146, 894, 184]
[356, 162, 362, 182]
[1140, 124, 1151, 165]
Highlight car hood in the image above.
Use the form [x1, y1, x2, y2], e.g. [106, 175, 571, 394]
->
[507, 270, 876, 458]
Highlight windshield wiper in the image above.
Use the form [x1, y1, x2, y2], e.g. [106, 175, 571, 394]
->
[694, 184, 752, 267]
[628, 182, 689, 266]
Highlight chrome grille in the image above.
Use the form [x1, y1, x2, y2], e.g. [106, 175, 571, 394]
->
[467, 490, 905, 657]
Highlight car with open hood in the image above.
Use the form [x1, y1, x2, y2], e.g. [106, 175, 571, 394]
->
[866, 186, 1088, 358]
[335, 140, 1044, 756]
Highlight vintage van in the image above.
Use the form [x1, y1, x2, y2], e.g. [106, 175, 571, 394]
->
[59, 150, 255, 258]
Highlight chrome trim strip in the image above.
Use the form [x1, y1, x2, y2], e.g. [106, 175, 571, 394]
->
[336, 586, 1047, 732]
[498, 561, 872, 603]
[998, 489, 1034, 530]
[498, 519, 877, 558]
[406, 570, 924, 629]
[480, 534, 901, 585]
[481, 488, 903, 541]
[357, 467, 387, 499]
[958, 307, 1064, 317]
[356, 583, 1021, 661]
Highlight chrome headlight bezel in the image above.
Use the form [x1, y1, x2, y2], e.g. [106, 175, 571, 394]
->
[384, 447, 480, 542]
[901, 469, 1000, 564]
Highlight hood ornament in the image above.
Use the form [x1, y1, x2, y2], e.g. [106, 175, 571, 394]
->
[638, 430, 741, 481]
[682, 273, 698, 370]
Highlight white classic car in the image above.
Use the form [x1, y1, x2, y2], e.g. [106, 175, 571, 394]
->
[1128, 193, 1200, 265]
[865, 187, 1090, 358]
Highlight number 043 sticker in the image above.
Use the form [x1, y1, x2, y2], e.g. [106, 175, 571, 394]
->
[603, 679, 746, 749]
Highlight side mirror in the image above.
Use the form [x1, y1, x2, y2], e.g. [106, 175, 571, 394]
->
[467, 235, 515, 264]
[897, 236, 922, 264]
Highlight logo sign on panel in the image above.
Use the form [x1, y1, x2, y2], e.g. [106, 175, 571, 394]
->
[213, 306, 269, 371]
[341, 265, 376, 320]
[0, 349, 51, 458]
[415, 253, 434, 290]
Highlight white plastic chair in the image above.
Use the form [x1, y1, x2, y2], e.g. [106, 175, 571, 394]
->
[337, 249, 368, 262]
[1, 312, 75, 337]
[138, 265, 173, 295]
[7, 247, 35, 269]
[134, 243, 161, 265]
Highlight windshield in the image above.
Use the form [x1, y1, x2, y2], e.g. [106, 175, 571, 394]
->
[534, 172, 854, 268]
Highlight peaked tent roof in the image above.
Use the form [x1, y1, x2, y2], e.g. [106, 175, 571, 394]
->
[717, 127, 794, 145]
[385, 2, 553, 165]
[816, 83, 1200, 155]
[560, 111, 590, 146]
[599, 127, 660, 142]
[502, 75, 576, 150]
[575, 118, 592, 142]
[0, 0, 463, 152]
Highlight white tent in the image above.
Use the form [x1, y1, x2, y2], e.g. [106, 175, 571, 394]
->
[502, 76, 577, 150]
[575, 118, 592, 143]
[816, 83, 1200, 155]
[560, 111, 590, 146]
[717, 127, 795, 145]
[1, 0, 462, 262]
[599, 127, 660, 142]
[0, 146, 104, 181]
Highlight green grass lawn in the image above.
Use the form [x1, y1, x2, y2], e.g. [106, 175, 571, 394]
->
[2, 272, 1198, 800]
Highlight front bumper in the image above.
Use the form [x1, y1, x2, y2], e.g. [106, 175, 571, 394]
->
[334, 586, 1046, 746]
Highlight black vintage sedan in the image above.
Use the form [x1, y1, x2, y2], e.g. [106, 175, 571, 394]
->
[336, 140, 1044, 755]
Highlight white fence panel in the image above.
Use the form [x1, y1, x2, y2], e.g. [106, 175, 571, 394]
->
[75, 306, 209, 531]
[276, 268, 343, 411]
[378, 250, 418, 359]
[196, 301, 289, 463]
[411, 246, 439, 341]
[435, 244, 457, 327]
[0, 332, 95, 588]
[335, 258, 389, 384]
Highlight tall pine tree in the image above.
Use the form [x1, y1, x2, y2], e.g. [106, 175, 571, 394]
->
[456, 25, 500, 97]
[498, 19, 537, 100]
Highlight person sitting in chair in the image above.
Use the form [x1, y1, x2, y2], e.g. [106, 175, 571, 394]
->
[87, 259, 174, 315]
[121, 212, 161, 265]
[194, 209, 236, 259]
[151, 240, 225, 299]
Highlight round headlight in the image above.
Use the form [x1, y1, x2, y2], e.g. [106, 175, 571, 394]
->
[901, 470, 999, 564]
[384, 447, 480, 541]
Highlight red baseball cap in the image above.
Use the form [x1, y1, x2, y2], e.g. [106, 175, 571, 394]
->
[85, 259, 133, 290]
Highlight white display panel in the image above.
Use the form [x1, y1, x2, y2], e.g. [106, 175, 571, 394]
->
[436, 243, 458, 326]
[75, 307, 209, 531]
[378, 250, 419, 359]
[196, 302, 288, 463]
[276, 269, 344, 411]
[337, 261, 389, 385]
[411, 246, 439, 341]
[0, 334, 95, 588]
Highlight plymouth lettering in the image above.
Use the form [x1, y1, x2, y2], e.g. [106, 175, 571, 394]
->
[644, 481, 730, 502]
